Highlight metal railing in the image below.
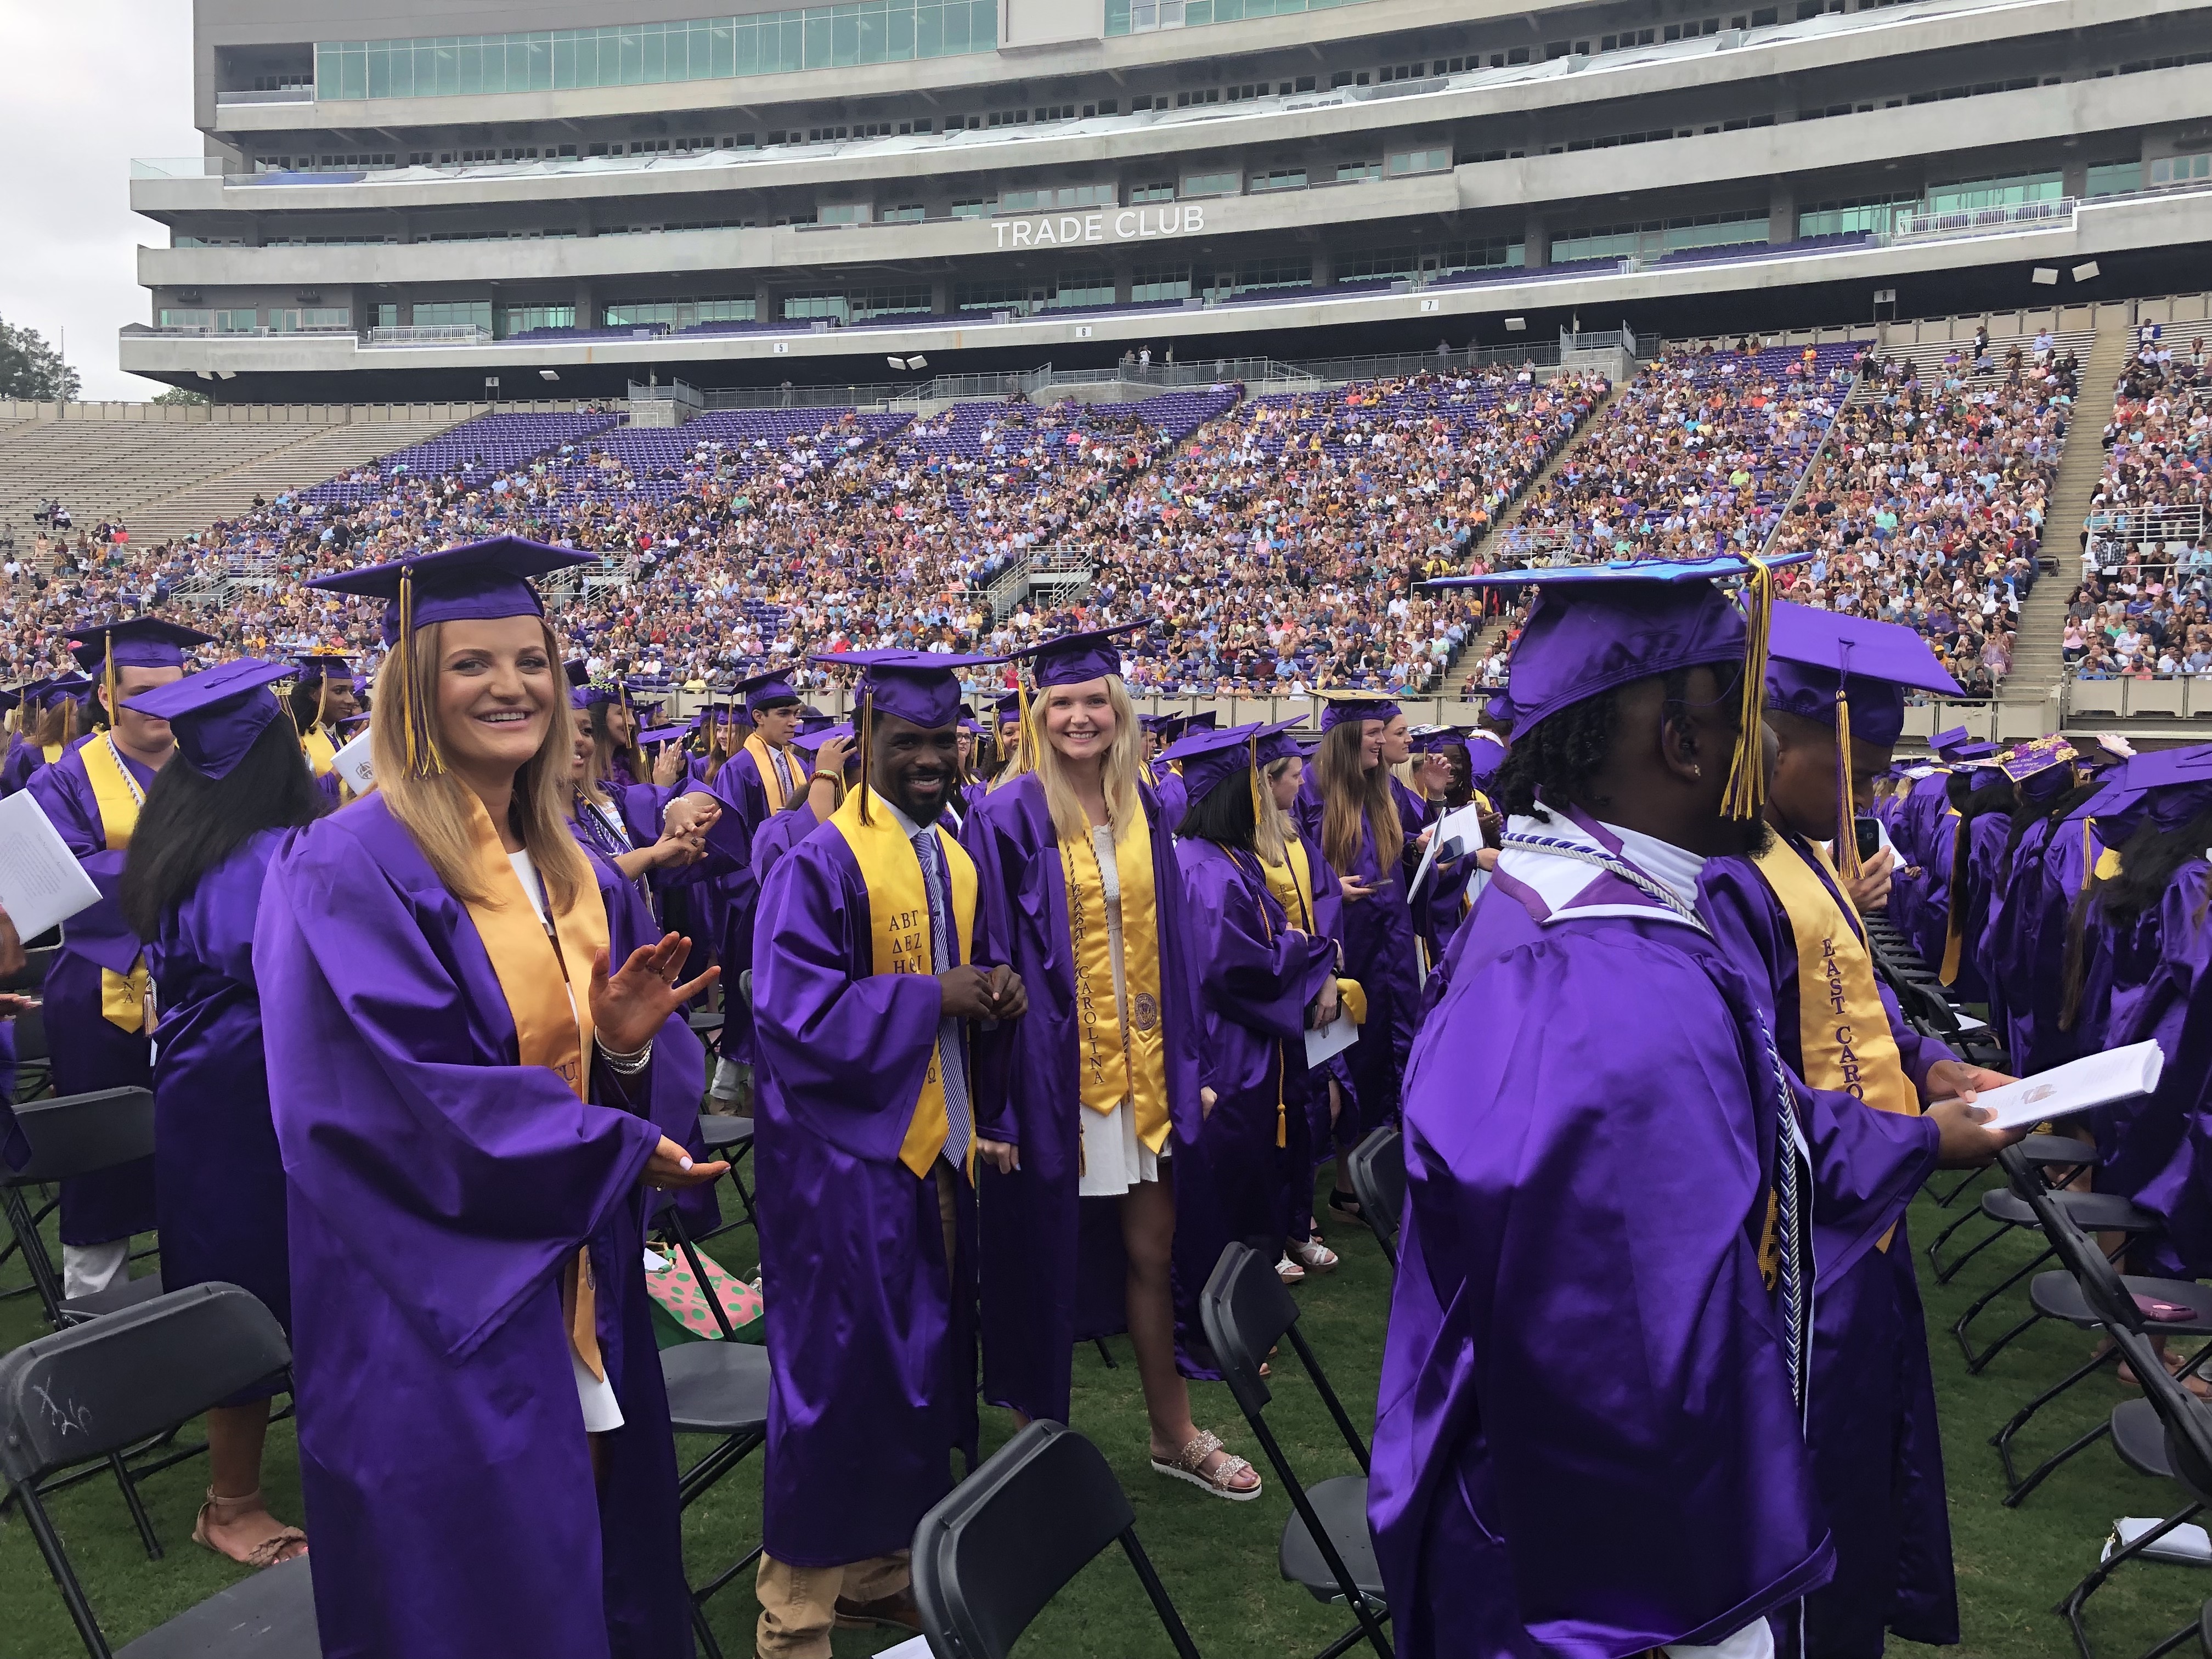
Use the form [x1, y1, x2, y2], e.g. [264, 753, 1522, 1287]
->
[1891, 198, 2076, 242]
[627, 378, 704, 407]
[364, 324, 493, 346]
[2085, 505, 2208, 548]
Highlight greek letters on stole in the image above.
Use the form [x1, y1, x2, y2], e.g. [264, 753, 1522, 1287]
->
[827, 787, 977, 1177]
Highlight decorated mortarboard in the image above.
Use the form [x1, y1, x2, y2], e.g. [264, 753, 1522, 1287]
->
[1313, 690, 1402, 732]
[732, 668, 803, 713]
[123, 658, 294, 780]
[68, 617, 212, 674]
[1999, 736, 2078, 786]
[304, 535, 594, 776]
[1421, 552, 1816, 821]
[1014, 623, 1144, 690]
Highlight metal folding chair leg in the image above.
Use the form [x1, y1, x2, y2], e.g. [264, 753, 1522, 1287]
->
[1929, 1208, 2013, 1284]
[2057, 1501, 2203, 1659]
[1953, 1245, 2056, 1369]
[1994, 1346, 2118, 1505]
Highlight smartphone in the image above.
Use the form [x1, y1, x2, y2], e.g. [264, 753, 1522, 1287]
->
[1854, 817, 1884, 862]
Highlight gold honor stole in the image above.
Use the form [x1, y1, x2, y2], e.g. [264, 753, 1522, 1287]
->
[301, 724, 338, 778]
[80, 734, 151, 1032]
[1062, 812, 1172, 1153]
[746, 734, 798, 813]
[828, 788, 978, 1178]
[1754, 837, 1921, 1251]
[1263, 840, 1367, 1029]
[43, 742, 64, 764]
[456, 794, 614, 1381]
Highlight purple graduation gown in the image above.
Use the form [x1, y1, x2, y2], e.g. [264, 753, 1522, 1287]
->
[1174, 839, 1338, 1266]
[1293, 772, 1420, 1148]
[749, 810, 989, 1565]
[749, 799, 822, 892]
[27, 737, 158, 1246]
[145, 827, 293, 1385]
[1995, 806, 2108, 1076]
[1276, 825, 1347, 1244]
[1700, 842, 1956, 1657]
[962, 773, 1214, 1423]
[0, 737, 56, 797]
[257, 795, 690, 1659]
[1370, 813, 1840, 1658]
[702, 744, 806, 1070]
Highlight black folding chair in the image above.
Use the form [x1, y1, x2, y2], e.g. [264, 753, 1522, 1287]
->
[693, 1113, 757, 1234]
[0, 1283, 317, 1659]
[1344, 1128, 1403, 1271]
[1199, 1243, 1392, 1659]
[1, 1088, 166, 1331]
[657, 1194, 771, 1659]
[1987, 1149, 2212, 1505]
[2008, 1154, 2212, 1659]
[912, 1420, 1201, 1659]
[1928, 1133, 2095, 1284]
[1953, 1171, 2158, 1373]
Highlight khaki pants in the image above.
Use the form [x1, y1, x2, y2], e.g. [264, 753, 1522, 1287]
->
[755, 1551, 910, 1659]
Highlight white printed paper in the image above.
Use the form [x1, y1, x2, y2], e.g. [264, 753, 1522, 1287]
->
[1970, 1041, 2165, 1131]
[1409, 800, 1488, 900]
[0, 788, 103, 939]
[1305, 1011, 1361, 1067]
[332, 726, 376, 793]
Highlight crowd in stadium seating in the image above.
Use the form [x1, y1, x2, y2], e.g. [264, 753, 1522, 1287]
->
[2066, 337, 2212, 679]
[0, 337, 2108, 703]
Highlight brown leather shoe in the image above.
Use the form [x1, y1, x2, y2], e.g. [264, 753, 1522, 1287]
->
[833, 1589, 923, 1633]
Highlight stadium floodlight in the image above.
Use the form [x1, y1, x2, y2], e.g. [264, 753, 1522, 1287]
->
[216, 370, 236, 380]
[908, 354, 928, 370]
[2072, 261, 2101, 282]
[196, 370, 214, 381]
[1504, 317, 1527, 332]
[539, 369, 560, 380]
[2031, 267, 2059, 285]
[888, 356, 910, 370]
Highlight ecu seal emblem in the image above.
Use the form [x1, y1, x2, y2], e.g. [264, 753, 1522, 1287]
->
[1131, 991, 1159, 1031]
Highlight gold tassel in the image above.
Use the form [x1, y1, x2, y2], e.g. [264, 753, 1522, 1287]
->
[1248, 730, 1263, 836]
[858, 689, 873, 826]
[1720, 555, 1774, 821]
[397, 567, 445, 777]
[1831, 678, 1862, 883]
[1014, 675, 1038, 777]
[101, 646, 118, 735]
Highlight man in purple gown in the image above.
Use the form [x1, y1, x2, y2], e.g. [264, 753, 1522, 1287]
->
[1699, 604, 2013, 1658]
[749, 650, 1024, 1659]
[30, 617, 210, 1298]
[1374, 557, 1977, 1658]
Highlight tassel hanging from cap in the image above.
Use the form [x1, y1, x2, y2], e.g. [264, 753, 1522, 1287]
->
[101, 646, 119, 740]
[1248, 730, 1264, 836]
[857, 687, 874, 826]
[1831, 680, 1863, 883]
[1720, 554, 1775, 821]
[396, 566, 446, 777]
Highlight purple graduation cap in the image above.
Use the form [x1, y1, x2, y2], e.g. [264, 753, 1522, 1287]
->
[306, 535, 594, 776]
[42, 674, 93, 710]
[70, 616, 214, 723]
[2000, 735, 2078, 787]
[124, 658, 295, 779]
[1467, 729, 1510, 784]
[1013, 623, 1144, 690]
[1762, 602, 1963, 747]
[1161, 718, 1301, 805]
[990, 692, 1024, 729]
[1927, 724, 1974, 762]
[2082, 743, 2212, 831]
[814, 649, 998, 731]
[1423, 551, 1816, 820]
[295, 651, 358, 724]
[563, 659, 592, 689]
[1482, 693, 1513, 730]
[1315, 691, 1401, 732]
[636, 722, 689, 746]
[733, 668, 802, 714]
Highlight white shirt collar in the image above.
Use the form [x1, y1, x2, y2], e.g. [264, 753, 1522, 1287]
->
[1596, 820, 1709, 909]
[870, 789, 938, 843]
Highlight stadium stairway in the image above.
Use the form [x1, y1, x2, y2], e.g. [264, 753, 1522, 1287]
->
[2002, 318, 2134, 707]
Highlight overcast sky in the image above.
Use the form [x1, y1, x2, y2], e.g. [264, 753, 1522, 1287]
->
[2, 1, 199, 400]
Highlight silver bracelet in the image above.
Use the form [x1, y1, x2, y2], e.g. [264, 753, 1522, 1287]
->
[600, 1036, 654, 1075]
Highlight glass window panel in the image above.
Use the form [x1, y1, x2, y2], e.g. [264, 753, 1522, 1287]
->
[833, 11, 860, 65]
[917, 4, 943, 54]
[857, 5, 885, 61]
[642, 24, 666, 80]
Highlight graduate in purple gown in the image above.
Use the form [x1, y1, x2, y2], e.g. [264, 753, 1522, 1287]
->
[964, 627, 1260, 1500]
[663, 671, 810, 1108]
[1373, 555, 1950, 1658]
[749, 648, 1024, 1659]
[1697, 603, 2013, 1659]
[291, 652, 362, 780]
[0, 676, 83, 797]
[748, 723, 853, 891]
[1294, 691, 1423, 1229]
[2060, 749, 2212, 1277]
[263, 538, 724, 1659]
[1258, 727, 1349, 1278]
[1167, 721, 1342, 1285]
[30, 619, 210, 1300]
[117, 660, 320, 1567]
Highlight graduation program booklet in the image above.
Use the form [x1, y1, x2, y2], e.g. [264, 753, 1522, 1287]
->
[1408, 800, 1487, 900]
[1305, 1011, 1360, 1067]
[332, 727, 377, 794]
[1969, 1041, 2166, 1132]
[0, 788, 103, 940]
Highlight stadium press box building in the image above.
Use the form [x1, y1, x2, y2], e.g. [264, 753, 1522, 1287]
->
[123, 0, 2212, 400]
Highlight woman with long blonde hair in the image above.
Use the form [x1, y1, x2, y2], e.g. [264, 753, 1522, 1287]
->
[1294, 694, 1428, 1226]
[966, 626, 1261, 1500]
[257, 539, 724, 1659]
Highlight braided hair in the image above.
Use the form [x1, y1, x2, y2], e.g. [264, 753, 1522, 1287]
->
[1492, 666, 1715, 820]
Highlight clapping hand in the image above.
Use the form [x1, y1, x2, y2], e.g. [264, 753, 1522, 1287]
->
[591, 934, 719, 1054]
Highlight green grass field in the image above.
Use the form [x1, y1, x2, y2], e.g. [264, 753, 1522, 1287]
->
[3, 1168, 2207, 1657]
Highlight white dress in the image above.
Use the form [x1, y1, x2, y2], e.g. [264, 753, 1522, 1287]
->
[1075, 823, 1166, 1198]
[509, 849, 627, 1434]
